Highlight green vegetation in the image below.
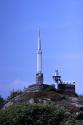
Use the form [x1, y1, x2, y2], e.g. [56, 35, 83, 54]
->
[0, 104, 64, 125]
[44, 86, 55, 92]
[0, 91, 83, 125]
[0, 95, 5, 108]
[0, 103, 83, 125]
[7, 90, 23, 101]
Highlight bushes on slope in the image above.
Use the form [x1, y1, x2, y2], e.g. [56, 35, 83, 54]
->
[0, 104, 64, 125]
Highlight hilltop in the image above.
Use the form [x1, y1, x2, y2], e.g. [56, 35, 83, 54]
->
[0, 90, 83, 125]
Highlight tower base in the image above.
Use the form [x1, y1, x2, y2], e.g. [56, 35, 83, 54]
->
[36, 73, 43, 84]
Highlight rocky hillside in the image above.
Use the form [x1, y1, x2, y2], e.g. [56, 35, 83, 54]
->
[1, 91, 83, 125]
[4, 92, 83, 117]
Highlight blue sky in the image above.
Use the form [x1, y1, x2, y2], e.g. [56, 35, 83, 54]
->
[0, 0, 83, 98]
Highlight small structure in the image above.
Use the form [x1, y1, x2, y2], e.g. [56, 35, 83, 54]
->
[53, 70, 75, 95]
[53, 70, 62, 89]
[58, 83, 75, 94]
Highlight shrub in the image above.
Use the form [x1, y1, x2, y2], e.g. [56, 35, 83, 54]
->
[0, 104, 64, 125]
[0, 95, 5, 108]
[7, 89, 23, 101]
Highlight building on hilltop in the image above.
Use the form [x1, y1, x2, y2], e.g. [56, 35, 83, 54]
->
[53, 70, 75, 95]
[27, 31, 76, 95]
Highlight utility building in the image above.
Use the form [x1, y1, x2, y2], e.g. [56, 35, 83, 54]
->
[53, 70, 75, 95]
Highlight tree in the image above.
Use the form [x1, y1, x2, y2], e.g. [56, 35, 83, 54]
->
[7, 89, 23, 101]
[0, 95, 5, 108]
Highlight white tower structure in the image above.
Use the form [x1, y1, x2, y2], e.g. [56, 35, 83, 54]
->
[37, 30, 42, 73]
[36, 30, 43, 84]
